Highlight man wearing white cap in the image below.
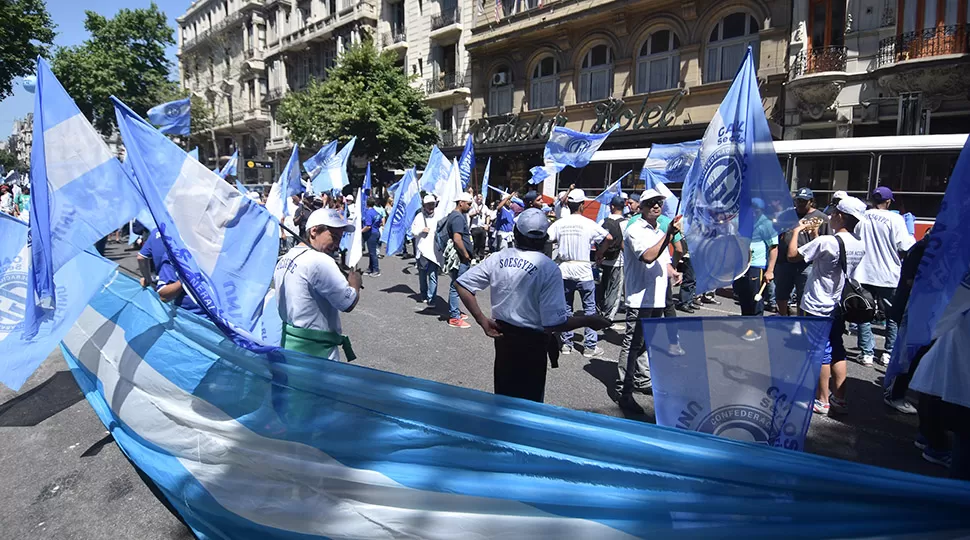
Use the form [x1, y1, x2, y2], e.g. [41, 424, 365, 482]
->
[411, 194, 441, 310]
[457, 208, 611, 402]
[547, 188, 612, 358]
[275, 208, 363, 361]
[787, 196, 867, 416]
[443, 192, 475, 328]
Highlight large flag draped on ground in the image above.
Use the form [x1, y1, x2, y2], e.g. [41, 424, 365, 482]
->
[887, 134, 970, 387]
[0, 214, 116, 390]
[680, 48, 796, 294]
[529, 124, 619, 184]
[420, 146, 449, 192]
[266, 144, 302, 221]
[458, 134, 476, 189]
[27, 57, 143, 327]
[641, 168, 678, 219]
[309, 138, 355, 194]
[594, 174, 626, 223]
[113, 98, 279, 350]
[146, 97, 191, 136]
[643, 316, 831, 451]
[385, 168, 420, 256]
[643, 140, 702, 184]
[218, 150, 238, 179]
[60, 272, 970, 538]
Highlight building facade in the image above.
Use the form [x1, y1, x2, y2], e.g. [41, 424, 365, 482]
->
[9, 114, 32, 169]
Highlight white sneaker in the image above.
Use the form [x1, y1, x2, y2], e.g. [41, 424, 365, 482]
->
[884, 396, 917, 414]
[667, 343, 686, 356]
[860, 355, 874, 366]
[790, 321, 803, 336]
[877, 352, 891, 366]
[611, 323, 625, 332]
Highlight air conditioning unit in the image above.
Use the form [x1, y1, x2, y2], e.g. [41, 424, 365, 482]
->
[492, 71, 509, 86]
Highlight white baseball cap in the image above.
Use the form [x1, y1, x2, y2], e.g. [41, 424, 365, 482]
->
[455, 192, 473, 203]
[567, 188, 586, 203]
[422, 194, 437, 204]
[836, 196, 867, 221]
[345, 194, 355, 202]
[640, 188, 666, 203]
[305, 208, 355, 231]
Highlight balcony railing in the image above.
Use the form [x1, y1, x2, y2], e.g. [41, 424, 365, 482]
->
[439, 130, 456, 147]
[426, 73, 466, 94]
[264, 87, 286, 102]
[791, 45, 847, 77]
[431, 9, 460, 30]
[878, 24, 969, 67]
[382, 28, 407, 47]
[182, 11, 248, 51]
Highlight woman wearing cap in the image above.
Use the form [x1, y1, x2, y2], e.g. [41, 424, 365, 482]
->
[456, 208, 610, 402]
[275, 208, 363, 361]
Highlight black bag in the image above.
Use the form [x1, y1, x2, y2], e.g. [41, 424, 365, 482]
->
[835, 235, 876, 323]
[601, 217, 623, 261]
[434, 215, 451, 255]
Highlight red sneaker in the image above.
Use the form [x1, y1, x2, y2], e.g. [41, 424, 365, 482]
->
[448, 318, 471, 328]
[459, 313, 469, 321]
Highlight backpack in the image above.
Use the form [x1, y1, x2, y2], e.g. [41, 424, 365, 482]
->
[835, 235, 876, 324]
[601, 217, 623, 260]
[434, 214, 452, 255]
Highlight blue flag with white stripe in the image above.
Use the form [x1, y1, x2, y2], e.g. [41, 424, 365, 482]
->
[266, 144, 303, 222]
[420, 146, 449, 192]
[27, 57, 143, 329]
[594, 174, 626, 224]
[529, 124, 619, 184]
[219, 150, 238, 179]
[641, 167, 679, 219]
[385, 168, 420, 256]
[309, 138, 355, 194]
[643, 140, 702, 184]
[302, 140, 338, 180]
[58, 271, 970, 539]
[644, 316, 831, 451]
[681, 48, 796, 294]
[458, 134, 475, 189]
[0, 213, 116, 391]
[147, 97, 191, 136]
[480, 158, 492, 201]
[113, 97, 279, 350]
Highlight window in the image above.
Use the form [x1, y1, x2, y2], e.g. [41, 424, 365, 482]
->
[489, 67, 513, 115]
[530, 56, 559, 109]
[705, 13, 760, 83]
[636, 30, 681, 93]
[579, 45, 614, 102]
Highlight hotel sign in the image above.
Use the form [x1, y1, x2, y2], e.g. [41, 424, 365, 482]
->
[591, 89, 686, 133]
[470, 111, 568, 145]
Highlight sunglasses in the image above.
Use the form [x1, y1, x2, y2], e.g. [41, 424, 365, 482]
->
[646, 199, 665, 208]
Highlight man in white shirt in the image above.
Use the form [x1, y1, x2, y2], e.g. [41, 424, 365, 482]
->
[276, 208, 363, 361]
[468, 193, 487, 261]
[547, 188, 612, 358]
[612, 189, 682, 414]
[854, 187, 916, 367]
[787, 196, 867, 416]
[410, 194, 440, 310]
[457, 209, 610, 402]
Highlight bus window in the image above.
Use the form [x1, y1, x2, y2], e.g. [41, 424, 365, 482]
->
[558, 163, 609, 192]
[833, 154, 872, 192]
[610, 160, 642, 191]
[892, 193, 942, 220]
[792, 155, 833, 191]
[878, 152, 957, 193]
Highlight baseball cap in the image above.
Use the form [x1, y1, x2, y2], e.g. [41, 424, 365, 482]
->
[836, 196, 867, 221]
[751, 197, 765, 210]
[610, 195, 625, 208]
[422, 194, 437, 204]
[627, 192, 640, 203]
[871, 186, 894, 202]
[514, 208, 550, 239]
[795, 187, 814, 200]
[455, 192, 473, 203]
[640, 188, 666, 203]
[523, 190, 540, 207]
[567, 188, 586, 203]
[245, 191, 261, 202]
[832, 190, 848, 201]
[620, 192, 630, 200]
[345, 194, 354, 202]
[305, 208, 355, 231]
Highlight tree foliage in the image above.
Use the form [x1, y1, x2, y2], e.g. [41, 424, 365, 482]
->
[0, 0, 56, 100]
[0, 146, 26, 174]
[278, 40, 439, 172]
[51, 3, 176, 136]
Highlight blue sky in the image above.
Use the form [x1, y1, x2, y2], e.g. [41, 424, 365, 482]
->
[1, 0, 193, 137]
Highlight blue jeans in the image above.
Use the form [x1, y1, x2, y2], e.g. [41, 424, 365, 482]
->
[418, 256, 439, 303]
[449, 261, 470, 319]
[364, 231, 380, 273]
[561, 279, 598, 349]
[857, 284, 898, 357]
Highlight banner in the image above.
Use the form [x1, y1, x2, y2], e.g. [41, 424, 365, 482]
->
[529, 124, 618, 184]
[642, 140, 701, 184]
[458, 134, 476, 189]
[147, 97, 191, 136]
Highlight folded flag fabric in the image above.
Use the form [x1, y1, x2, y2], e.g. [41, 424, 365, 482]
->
[146, 97, 191, 136]
[309, 138, 355, 194]
[61, 272, 970, 539]
[385, 168, 420, 256]
[458, 134, 476, 189]
[219, 150, 238, 179]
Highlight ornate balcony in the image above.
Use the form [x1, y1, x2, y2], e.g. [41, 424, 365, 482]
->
[382, 28, 407, 53]
[431, 9, 460, 31]
[791, 45, 847, 77]
[263, 87, 287, 103]
[878, 24, 969, 67]
[439, 130, 456, 147]
[426, 73, 465, 94]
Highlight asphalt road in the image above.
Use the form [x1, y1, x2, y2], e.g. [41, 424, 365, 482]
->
[0, 241, 945, 539]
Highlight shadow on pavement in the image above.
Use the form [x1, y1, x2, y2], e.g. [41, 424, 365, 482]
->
[581, 358, 657, 423]
[80, 433, 117, 458]
[0, 371, 84, 427]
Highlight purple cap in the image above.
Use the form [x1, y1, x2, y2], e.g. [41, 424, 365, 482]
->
[871, 186, 894, 202]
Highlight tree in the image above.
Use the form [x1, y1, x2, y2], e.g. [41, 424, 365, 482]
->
[51, 3, 175, 136]
[0, 0, 55, 100]
[278, 40, 439, 172]
[0, 146, 25, 174]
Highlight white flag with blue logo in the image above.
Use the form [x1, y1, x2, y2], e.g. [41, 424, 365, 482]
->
[681, 48, 796, 293]
[458, 134, 476, 189]
[218, 150, 238, 179]
[309, 137, 355, 194]
[113, 97, 279, 349]
[385, 168, 420, 256]
[529, 124, 619, 184]
[432, 159, 462, 223]
[303, 140, 337, 180]
[347, 187, 364, 268]
[147, 97, 191, 136]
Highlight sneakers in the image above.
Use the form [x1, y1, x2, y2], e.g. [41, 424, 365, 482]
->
[448, 318, 471, 329]
[914, 434, 929, 451]
[813, 399, 830, 414]
[741, 329, 762, 342]
[860, 354, 874, 367]
[610, 323, 625, 332]
[459, 313, 469, 321]
[560, 344, 573, 355]
[583, 346, 605, 358]
[676, 304, 696, 314]
[884, 396, 917, 414]
[828, 394, 848, 415]
[922, 448, 952, 468]
[877, 352, 891, 366]
[632, 383, 653, 395]
[667, 343, 686, 356]
[701, 294, 721, 305]
[617, 394, 645, 414]
[790, 321, 803, 336]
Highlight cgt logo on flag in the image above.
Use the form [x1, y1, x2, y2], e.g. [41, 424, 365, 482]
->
[0, 260, 28, 333]
[673, 390, 801, 447]
[165, 104, 183, 118]
[698, 146, 745, 225]
[565, 138, 591, 154]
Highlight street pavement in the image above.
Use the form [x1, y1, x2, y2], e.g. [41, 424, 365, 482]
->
[0, 241, 946, 539]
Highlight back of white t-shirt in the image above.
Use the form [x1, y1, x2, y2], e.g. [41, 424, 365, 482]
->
[547, 214, 608, 282]
[798, 231, 865, 317]
[854, 209, 916, 288]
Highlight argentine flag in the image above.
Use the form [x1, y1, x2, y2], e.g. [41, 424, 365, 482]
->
[431, 159, 462, 223]
[309, 138, 355, 194]
[113, 98, 280, 350]
[147, 97, 191, 136]
[594, 174, 627, 224]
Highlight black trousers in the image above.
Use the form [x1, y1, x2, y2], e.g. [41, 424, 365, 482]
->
[733, 267, 764, 316]
[494, 321, 554, 402]
[471, 227, 487, 259]
[677, 257, 696, 307]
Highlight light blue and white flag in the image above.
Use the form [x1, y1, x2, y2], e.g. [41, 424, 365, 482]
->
[641, 167, 678, 219]
[266, 144, 302, 221]
[385, 168, 420, 256]
[188, 147, 199, 161]
[432, 159, 462, 223]
[219, 150, 238, 179]
[347, 187, 364, 268]
[887, 134, 970, 388]
[147, 97, 191, 136]
[122, 157, 157, 232]
[309, 138, 355, 194]
[0, 213, 116, 391]
[680, 48, 796, 294]
[113, 97, 279, 350]
[458, 134, 476, 189]
[302, 140, 338, 180]
[643, 140, 702, 184]
[594, 174, 627, 224]
[480, 158, 492, 201]
[529, 124, 619, 184]
[59, 271, 970, 539]
[27, 57, 143, 329]
[643, 316, 831, 451]
[420, 146, 449, 193]
[387, 177, 403, 197]
[235, 180, 249, 194]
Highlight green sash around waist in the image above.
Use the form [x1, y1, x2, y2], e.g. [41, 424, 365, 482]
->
[281, 323, 357, 361]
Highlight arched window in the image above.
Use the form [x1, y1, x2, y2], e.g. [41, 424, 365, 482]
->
[579, 44, 614, 102]
[636, 30, 681, 94]
[488, 66, 513, 115]
[705, 13, 760, 83]
[530, 56, 559, 109]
